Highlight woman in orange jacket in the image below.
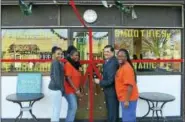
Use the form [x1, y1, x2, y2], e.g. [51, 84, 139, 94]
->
[115, 49, 139, 122]
[64, 49, 83, 122]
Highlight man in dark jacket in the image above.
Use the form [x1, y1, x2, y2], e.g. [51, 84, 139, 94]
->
[94, 45, 119, 122]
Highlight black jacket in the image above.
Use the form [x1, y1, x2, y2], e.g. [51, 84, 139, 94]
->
[100, 56, 119, 97]
[48, 60, 64, 93]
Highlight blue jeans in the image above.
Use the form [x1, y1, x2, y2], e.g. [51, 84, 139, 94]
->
[121, 101, 137, 122]
[64, 93, 77, 122]
[50, 90, 62, 122]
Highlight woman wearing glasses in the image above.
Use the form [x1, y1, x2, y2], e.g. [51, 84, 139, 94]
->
[48, 46, 64, 122]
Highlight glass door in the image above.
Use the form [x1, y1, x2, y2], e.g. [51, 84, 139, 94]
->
[71, 29, 111, 119]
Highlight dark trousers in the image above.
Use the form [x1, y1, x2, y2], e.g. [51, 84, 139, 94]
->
[105, 95, 119, 122]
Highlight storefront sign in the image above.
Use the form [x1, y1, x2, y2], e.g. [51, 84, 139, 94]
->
[115, 29, 171, 39]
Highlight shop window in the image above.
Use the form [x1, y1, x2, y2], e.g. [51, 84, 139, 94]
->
[73, 32, 108, 73]
[115, 29, 181, 73]
[73, 32, 108, 60]
[2, 29, 68, 73]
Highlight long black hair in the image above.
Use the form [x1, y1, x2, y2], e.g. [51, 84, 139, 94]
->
[67, 49, 81, 70]
[67, 45, 77, 55]
[117, 48, 137, 82]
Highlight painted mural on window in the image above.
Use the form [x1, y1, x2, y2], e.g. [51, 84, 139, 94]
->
[115, 29, 181, 72]
[1, 29, 68, 73]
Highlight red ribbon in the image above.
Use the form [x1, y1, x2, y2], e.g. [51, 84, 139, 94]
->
[69, 0, 96, 121]
[1, 0, 183, 121]
[69, 0, 87, 27]
[1, 59, 183, 63]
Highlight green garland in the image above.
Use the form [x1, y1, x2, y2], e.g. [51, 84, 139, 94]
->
[76, 32, 108, 41]
[92, 33, 108, 40]
[19, 0, 33, 16]
[50, 29, 68, 40]
[115, 0, 131, 13]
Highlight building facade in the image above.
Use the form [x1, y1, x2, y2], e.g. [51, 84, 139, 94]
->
[1, 0, 185, 121]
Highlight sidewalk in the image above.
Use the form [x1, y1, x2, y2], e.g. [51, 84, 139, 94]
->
[1, 118, 183, 122]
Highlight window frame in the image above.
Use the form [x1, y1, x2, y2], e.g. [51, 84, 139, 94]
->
[1, 27, 184, 76]
[113, 28, 184, 76]
[1, 28, 69, 75]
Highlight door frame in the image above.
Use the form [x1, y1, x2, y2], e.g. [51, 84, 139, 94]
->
[69, 28, 113, 45]
[68, 28, 111, 119]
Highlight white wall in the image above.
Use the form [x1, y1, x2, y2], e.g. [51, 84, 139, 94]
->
[1, 75, 181, 118]
[136, 75, 181, 117]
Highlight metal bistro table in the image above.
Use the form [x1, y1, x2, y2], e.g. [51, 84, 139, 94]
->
[139, 92, 175, 122]
[6, 93, 44, 122]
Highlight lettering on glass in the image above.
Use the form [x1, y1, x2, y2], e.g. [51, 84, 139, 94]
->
[115, 29, 171, 39]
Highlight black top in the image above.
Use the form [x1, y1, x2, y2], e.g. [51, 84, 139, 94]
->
[48, 60, 64, 93]
[100, 56, 119, 97]
[139, 92, 175, 102]
[6, 93, 44, 102]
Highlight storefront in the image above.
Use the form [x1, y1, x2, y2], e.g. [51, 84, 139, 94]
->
[1, 0, 184, 121]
